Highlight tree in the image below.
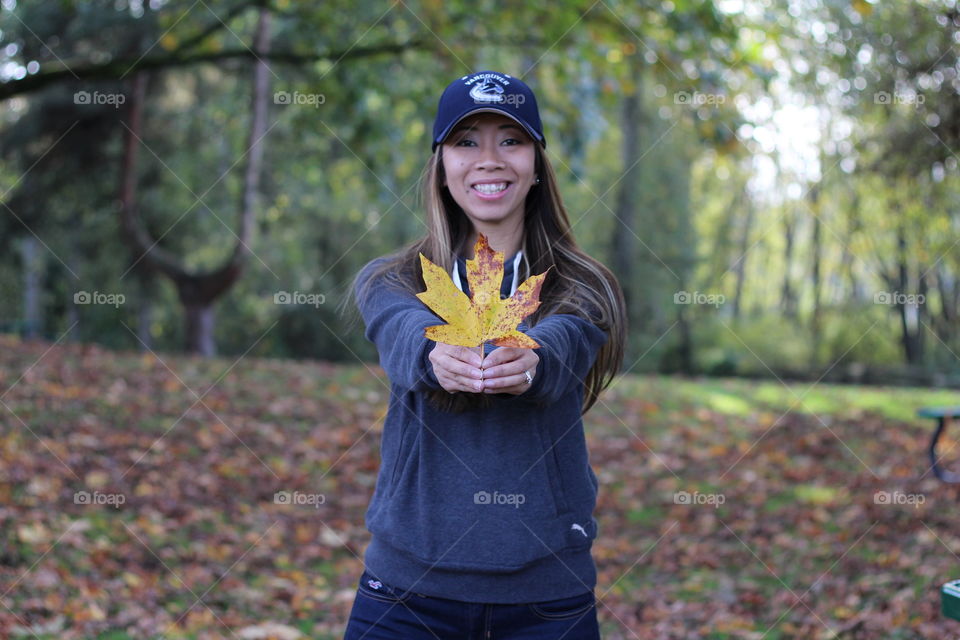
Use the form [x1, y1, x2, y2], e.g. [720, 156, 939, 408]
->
[119, 8, 272, 355]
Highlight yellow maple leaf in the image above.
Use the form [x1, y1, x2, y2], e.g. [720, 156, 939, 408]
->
[416, 233, 552, 349]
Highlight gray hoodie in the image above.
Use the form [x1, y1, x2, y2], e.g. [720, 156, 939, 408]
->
[354, 250, 608, 603]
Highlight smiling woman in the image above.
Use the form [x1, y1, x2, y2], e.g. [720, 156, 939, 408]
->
[344, 70, 627, 639]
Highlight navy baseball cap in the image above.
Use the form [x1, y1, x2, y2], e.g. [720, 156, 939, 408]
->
[431, 70, 545, 152]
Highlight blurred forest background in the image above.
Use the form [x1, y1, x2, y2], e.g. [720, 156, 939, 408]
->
[1, 0, 959, 380]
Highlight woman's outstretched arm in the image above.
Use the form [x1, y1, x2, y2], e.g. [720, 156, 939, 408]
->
[354, 258, 445, 393]
[483, 314, 608, 405]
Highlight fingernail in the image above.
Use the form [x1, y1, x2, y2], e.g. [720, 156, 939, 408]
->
[475, 381, 482, 391]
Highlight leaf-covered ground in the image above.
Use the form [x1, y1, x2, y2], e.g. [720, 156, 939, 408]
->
[1, 333, 958, 639]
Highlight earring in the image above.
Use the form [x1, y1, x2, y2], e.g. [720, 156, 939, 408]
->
[535, 176, 541, 184]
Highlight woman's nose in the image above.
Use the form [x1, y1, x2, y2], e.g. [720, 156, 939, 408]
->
[475, 142, 505, 170]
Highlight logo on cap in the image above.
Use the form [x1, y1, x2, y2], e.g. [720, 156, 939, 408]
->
[469, 78, 506, 104]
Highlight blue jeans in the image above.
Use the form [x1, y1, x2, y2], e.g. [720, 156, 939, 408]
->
[344, 568, 601, 639]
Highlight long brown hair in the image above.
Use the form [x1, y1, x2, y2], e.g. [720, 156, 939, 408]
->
[340, 143, 627, 415]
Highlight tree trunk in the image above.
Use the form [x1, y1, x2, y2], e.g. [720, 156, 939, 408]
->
[134, 266, 156, 350]
[731, 184, 753, 321]
[809, 182, 823, 371]
[611, 65, 640, 324]
[841, 189, 862, 301]
[780, 208, 797, 321]
[917, 266, 928, 358]
[184, 302, 216, 357]
[676, 304, 693, 373]
[19, 236, 42, 339]
[895, 225, 923, 364]
[934, 264, 957, 346]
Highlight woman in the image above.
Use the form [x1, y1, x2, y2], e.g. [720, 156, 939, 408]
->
[342, 70, 627, 639]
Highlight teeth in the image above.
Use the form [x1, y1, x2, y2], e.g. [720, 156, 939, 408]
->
[473, 182, 508, 194]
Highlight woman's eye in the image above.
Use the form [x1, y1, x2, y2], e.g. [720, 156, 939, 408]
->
[501, 138, 522, 146]
[455, 139, 476, 146]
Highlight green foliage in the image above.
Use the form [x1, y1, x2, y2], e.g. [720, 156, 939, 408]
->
[0, 0, 956, 381]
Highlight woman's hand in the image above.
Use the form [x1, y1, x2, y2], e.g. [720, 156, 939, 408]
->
[429, 343, 485, 393]
[480, 347, 539, 396]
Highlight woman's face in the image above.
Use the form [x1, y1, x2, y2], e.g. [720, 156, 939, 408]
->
[440, 112, 537, 231]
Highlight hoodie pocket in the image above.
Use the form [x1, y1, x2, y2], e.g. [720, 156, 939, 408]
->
[528, 590, 596, 620]
[388, 422, 419, 494]
[533, 420, 569, 516]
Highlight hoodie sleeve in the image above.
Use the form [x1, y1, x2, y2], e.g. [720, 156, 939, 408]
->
[354, 258, 443, 393]
[487, 314, 608, 406]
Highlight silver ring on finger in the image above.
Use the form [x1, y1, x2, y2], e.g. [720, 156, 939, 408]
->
[523, 370, 533, 385]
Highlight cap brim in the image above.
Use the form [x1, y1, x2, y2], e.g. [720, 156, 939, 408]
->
[433, 107, 544, 151]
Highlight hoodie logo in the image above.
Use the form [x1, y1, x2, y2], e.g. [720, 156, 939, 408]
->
[469, 78, 506, 104]
[571, 523, 588, 537]
[367, 579, 383, 590]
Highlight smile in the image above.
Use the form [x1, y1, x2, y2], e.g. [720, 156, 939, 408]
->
[471, 182, 511, 199]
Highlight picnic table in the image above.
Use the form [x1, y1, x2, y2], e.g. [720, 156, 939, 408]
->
[917, 406, 960, 483]
[943, 580, 960, 621]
